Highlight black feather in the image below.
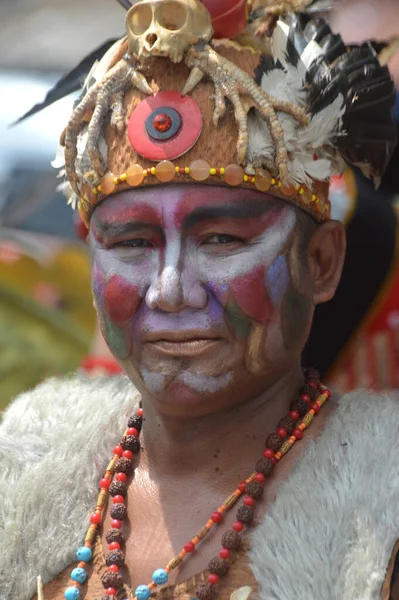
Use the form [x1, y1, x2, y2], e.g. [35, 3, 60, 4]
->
[254, 54, 284, 85]
[13, 39, 119, 125]
[281, 14, 397, 182]
[116, 0, 132, 8]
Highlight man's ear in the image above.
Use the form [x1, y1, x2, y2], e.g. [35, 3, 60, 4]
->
[308, 220, 346, 305]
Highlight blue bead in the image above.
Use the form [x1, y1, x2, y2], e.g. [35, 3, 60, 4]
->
[152, 569, 168, 585]
[64, 586, 80, 600]
[76, 546, 92, 562]
[135, 585, 151, 600]
[71, 568, 87, 584]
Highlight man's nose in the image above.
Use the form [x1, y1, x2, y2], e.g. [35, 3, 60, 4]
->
[145, 264, 207, 313]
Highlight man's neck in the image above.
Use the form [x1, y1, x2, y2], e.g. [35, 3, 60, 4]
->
[138, 365, 305, 489]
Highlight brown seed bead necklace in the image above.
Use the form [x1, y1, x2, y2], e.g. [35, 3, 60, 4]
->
[63, 369, 330, 600]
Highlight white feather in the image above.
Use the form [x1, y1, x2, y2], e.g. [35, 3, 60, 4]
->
[247, 24, 346, 185]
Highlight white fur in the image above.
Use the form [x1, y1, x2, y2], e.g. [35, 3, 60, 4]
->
[1, 381, 399, 600]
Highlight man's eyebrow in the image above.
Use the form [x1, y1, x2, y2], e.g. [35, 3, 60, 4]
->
[93, 220, 163, 238]
[182, 201, 275, 230]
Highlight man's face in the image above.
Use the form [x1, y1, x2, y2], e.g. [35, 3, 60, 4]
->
[89, 185, 313, 416]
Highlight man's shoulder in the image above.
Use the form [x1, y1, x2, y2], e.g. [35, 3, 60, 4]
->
[0, 374, 138, 466]
[2, 373, 134, 426]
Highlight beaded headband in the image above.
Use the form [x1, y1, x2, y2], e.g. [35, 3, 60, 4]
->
[50, 0, 397, 224]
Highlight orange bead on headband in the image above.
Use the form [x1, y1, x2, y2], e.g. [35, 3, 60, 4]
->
[49, 1, 396, 224]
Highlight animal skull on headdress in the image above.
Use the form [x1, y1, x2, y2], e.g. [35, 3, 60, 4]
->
[125, 0, 213, 63]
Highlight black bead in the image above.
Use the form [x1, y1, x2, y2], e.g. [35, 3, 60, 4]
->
[105, 528, 124, 544]
[290, 399, 308, 418]
[101, 571, 123, 589]
[236, 505, 254, 524]
[110, 503, 127, 520]
[300, 383, 318, 400]
[121, 435, 141, 453]
[115, 457, 133, 474]
[255, 457, 274, 477]
[196, 583, 217, 600]
[221, 530, 241, 550]
[105, 549, 125, 567]
[109, 480, 127, 497]
[245, 480, 264, 499]
[278, 415, 296, 435]
[265, 432, 283, 452]
[128, 415, 143, 431]
[208, 557, 230, 576]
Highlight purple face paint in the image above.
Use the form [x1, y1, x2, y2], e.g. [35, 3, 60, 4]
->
[266, 255, 290, 306]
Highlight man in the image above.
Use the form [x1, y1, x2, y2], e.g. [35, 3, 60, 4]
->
[1, 3, 398, 600]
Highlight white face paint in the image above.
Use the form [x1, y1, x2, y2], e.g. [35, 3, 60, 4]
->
[89, 185, 304, 410]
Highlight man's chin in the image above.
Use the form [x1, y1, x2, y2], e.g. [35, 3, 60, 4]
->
[134, 368, 234, 414]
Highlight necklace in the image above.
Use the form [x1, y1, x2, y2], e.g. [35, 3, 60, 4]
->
[62, 369, 330, 600]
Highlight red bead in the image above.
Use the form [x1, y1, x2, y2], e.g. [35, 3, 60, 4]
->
[127, 428, 138, 436]
[179, 167, 186, 174]
[111, 519, 122, 529]
[100, 478, 111, 489]
[109, 542, 120, 551]
[115, 473, 127, 482]
[106, 588, 117, 596]
[293, 428, 303, 440]
[137, 408, 144, 417]
[254, 472, 265, 483]
[271, 457, 277, 465]
[308, 381, 317, 389]
[324, 389, 331, 399]
[311, 403, 320, 414]
[276, 428, 288, 439]
[153, 113, 172, 132]
[263, 448, 275, 459]
[113, 495, 124, 504]
[238, 482, 246, 492]
[184, 541, 195, 552]
[122, 450, 133, 460]
[243, 496, 255, 507]
[113, 446, 123, 457]
[232, 521, 244, 532]
[208, 574, 219, 585]
[300, 394, 311, 404]
[289, 410, 300, 421]
[108, 565, 119, 572]
[90, 512, 101, 525]
[220, 548, 230, 559]
[211, 512, 223, 523]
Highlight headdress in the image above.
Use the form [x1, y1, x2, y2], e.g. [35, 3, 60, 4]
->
[43, 0, 397, 225]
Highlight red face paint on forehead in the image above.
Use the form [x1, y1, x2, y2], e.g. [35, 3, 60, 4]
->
[92, 198, 161, 229]
[104, 275, 141, 324]
[91, 185, 282, 232]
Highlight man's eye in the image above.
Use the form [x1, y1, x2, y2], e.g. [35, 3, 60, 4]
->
[202, 234, 243, 245]
[114, 239, 153, 248]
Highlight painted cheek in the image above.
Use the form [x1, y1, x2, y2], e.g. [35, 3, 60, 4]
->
[230, 266, 272, 323]
[104, 275, 141, 324]
[266, 255, 290, 307]
[92, 263, 105, 300]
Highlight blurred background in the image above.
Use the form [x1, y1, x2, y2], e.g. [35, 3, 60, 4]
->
[0, 0, 398, 409]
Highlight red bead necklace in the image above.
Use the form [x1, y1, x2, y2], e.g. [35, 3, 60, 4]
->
[64, 369, 330, 600]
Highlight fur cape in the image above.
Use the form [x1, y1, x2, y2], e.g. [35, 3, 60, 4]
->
[0, 375, 399, 600]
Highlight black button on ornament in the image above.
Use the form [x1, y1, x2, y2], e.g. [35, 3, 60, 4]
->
[145, 106, 182, 141]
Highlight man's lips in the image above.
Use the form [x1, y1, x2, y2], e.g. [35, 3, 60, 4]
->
[144, 330, 222, 357]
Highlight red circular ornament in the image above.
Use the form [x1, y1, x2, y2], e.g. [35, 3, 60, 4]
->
[128, 91, 202, 161]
